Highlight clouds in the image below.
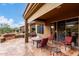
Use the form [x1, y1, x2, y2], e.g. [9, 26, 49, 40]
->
[0, 16, 13, 25]
[0, 4, 25, 28]
[12, 21, 24, 28]
[0, 16, 24, 28]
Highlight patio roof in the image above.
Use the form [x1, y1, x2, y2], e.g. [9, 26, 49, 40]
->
[24, 3, 79, 24]
[23, 3, 44, 20]
[38, 3, 79, 24]
[23, 3, 62, 23]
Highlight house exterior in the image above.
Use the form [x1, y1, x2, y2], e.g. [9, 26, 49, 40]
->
[23, 3, 62, 42]
[19, 26, 25, 33]
[23, 3, 79, 46]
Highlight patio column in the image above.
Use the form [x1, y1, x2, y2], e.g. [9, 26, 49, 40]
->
[25, 20, 28, 43]
[78, 17, 79, 46]
[28, 24, 31, 33]
[35, 24, 38, 34]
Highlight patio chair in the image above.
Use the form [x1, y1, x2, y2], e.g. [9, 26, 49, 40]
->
[48, 34, 54, 40]
[64, 36, 72, 51]
[39, 37, 48, 48]
[30, 31, 37, 37]
[65, 36, 72, 45]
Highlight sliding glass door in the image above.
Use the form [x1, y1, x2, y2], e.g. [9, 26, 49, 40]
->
[51, 17, 79, 47]
[65, 18, 78, 46]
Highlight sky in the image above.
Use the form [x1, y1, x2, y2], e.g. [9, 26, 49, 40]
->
[0, 3, 27, 28]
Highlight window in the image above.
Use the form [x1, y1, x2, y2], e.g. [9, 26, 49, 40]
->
[31, 25, 35, 32]
[37, 24, 44, 34]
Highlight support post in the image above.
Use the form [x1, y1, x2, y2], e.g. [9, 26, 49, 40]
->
[77, 16, 79, 46]
[25, 20, 28, 43]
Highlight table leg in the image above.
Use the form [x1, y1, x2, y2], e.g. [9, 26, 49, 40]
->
[33, 40, 34, 45]
[37, 41, 38, 48]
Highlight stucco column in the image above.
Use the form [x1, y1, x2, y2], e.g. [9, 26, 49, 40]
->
[25, 20, 28, 43]
[77, 17, 79, 46]
[28, 24, 31, 33]
[35, 24, 38, 34]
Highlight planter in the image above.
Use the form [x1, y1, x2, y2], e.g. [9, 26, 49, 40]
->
[3, 33, 15, 40]
[0, 37, 5, 43]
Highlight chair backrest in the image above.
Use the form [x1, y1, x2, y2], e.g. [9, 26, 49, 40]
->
[48, 34, 54, 40]
[40, 38, 48, 47]
[65, 36, 72, 45]
[30, 32, 37, 37]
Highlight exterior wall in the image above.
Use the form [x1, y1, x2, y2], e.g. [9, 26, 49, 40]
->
[35, 21, 51, 36]
[24, 3, 79, 44]
[36, 21, 44, 35]
[29, 21, 44, 34]
[44, 25, 51, 36]
[20, 26, 25, 33]
[29, 21, 51, 36]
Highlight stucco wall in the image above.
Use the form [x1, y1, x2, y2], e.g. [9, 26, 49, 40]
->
[44, 25, 51, 36]
[29, 21, 51, 36]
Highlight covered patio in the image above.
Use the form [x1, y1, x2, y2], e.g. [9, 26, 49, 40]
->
[24, 3, 79, 56]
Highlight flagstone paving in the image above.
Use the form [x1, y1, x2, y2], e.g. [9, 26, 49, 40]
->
[0, 38, 50, 56]
[0, 37, 79, 56]
[0, 38, 26, 56]
[25, 39, 50, 56]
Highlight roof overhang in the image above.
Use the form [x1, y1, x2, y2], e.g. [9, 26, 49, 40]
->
[23, 3, 62, 23]
[23, 3, 44, 20]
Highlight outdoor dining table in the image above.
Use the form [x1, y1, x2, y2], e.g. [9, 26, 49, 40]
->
[32, 36, 42, 48]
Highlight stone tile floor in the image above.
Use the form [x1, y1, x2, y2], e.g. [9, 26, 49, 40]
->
[25, 38, 79, 56]
[0, 38, 50, 56]
[25, 38, 50, 56]
[0, 38, 26, 56]
[1, 37, 79, 56]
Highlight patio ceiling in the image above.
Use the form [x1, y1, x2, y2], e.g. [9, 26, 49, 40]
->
[24, 3, 62, 23]
[24, 3, 44, 20]
[37, 3, 79, 23]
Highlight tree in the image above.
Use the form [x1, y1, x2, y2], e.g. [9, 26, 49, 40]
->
[12, 27, 19, 33]
[0, 23, 13, 35]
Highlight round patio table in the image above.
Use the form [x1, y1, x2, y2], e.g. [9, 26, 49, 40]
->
[32, 36, 42, 48]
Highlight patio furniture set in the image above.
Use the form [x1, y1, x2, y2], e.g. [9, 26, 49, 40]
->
[31, 35, 48, 48]
[30, 34, 79, 56]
